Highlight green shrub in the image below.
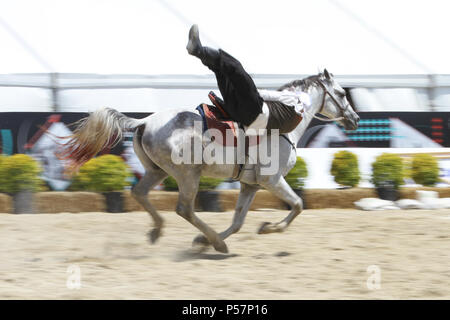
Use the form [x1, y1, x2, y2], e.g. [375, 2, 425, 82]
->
[285, 156, 308, 189]
[331, 151, 360, 187]
[71, 154, 132, 192]
[162, 175, 223, 191]
[198, 176, 223, 191]
[163, 176, 178, 191]
[0, 154, 43, 193]
[411, 154, 439, 186]
[371, 153, 404, 190]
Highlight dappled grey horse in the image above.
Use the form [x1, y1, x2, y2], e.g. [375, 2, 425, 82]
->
[61, 69, 359, 253]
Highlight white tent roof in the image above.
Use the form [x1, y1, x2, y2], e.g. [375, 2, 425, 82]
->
[1, 0, 449, 75]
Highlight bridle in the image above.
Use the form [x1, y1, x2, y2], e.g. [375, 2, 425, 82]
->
[307, 79, 350, 122]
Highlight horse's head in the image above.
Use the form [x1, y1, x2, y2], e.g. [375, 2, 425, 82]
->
[315, 69, 359, 131]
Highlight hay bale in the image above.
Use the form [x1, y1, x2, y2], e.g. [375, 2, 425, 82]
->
[123, 190, 179, 212]
[0, 193, 12, 213]
[251, 190, 285, 210]
[217, 189, 240, 211]
[124, 189, 285, 212]
[303, 188, 378, 209]
[218, 189, 285, 210]
[35, 192, 106, 213]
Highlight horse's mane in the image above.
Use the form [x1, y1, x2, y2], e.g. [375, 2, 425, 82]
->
[277, 74, 321, 91]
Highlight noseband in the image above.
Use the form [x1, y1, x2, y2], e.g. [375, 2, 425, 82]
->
[309, 80, 349, 122]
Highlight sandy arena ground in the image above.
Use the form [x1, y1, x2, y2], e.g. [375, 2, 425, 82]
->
[1, 208, 449, 299]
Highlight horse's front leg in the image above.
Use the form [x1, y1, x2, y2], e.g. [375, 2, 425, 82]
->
[193, 183, 258, 247]
[257, 176, 303, 234]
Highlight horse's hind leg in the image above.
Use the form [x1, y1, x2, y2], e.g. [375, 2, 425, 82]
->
[132, 130, 168, 243]
[132, 169, 168, 243]
[257, 176, 303, 234]
[175, 173, 228, 253]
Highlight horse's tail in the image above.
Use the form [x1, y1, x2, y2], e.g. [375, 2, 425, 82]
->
[58, 107, 146, 172]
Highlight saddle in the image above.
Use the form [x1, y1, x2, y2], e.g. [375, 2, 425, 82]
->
[195, 91, 260, 147]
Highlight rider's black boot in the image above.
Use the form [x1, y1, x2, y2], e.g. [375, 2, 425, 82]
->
[187, 24, 220, 67]
[186, 24, 202, 56]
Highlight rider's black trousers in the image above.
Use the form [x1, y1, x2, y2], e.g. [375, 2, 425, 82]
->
[195, 47, 263, 126]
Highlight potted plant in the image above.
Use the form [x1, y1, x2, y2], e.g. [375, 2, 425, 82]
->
[163, 176, 179, 191]
[371, 153, 404, 201]
[164, 175, 223, 212]
[71, 154, 132, 213]
[0, 154, 43, 214]
[285, 156, 308, 209]
[196, 176, 224, 212]
[330, 150, 360, 188]
[410, 154, 440, 186]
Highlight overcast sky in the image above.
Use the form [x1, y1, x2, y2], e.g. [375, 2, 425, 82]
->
[0, 0, 449, 74]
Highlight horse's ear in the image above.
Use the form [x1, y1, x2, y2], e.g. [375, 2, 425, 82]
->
[324, 68, 331, 80]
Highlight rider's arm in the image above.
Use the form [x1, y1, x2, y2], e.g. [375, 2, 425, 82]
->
[258, 89, 282, 101]
[258, 89, 310, 114]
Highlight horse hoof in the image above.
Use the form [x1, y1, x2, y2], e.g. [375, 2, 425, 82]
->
[192, 234, 210, 246]
[148, 228, 162, 244]
[258, 222, 284, 234]
[257, 222, 272, 234]
[213, 240, 229, 254]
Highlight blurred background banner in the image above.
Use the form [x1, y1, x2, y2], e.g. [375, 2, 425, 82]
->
[0, 111, 448, 154]
[0, 111, 448, 190]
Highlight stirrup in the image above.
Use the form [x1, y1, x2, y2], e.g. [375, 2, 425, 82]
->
[208, 91, 229, 118]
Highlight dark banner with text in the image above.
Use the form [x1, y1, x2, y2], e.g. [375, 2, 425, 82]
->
[0, 111, 448, 190]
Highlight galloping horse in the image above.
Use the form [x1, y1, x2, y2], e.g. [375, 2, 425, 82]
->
[61, 69, 359, 253]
